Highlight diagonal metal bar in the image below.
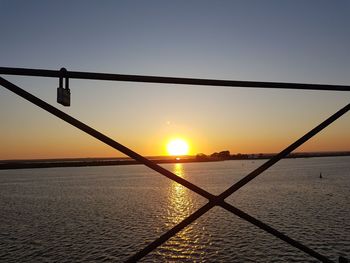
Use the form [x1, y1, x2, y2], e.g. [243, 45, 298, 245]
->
[1, 66, 350, 91]
[127, 102, 349, 262]
[0, 77, 214, 201]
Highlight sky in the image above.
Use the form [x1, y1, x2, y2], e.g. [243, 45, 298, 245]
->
[0, 0, 349, 160]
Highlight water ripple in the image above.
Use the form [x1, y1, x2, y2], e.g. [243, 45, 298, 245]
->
[0, 157, 349, 262]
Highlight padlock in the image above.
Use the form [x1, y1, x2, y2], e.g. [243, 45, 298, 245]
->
[57, 86, 70, 106]
[57, 68, 70, 106]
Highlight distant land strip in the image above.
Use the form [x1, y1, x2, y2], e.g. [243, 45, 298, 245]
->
[0, 152, 349, 170]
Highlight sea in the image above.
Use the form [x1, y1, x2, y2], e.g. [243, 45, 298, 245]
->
[0, 156, 349, 262]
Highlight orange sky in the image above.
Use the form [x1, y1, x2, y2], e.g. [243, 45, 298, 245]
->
[1, 85, 349, 160]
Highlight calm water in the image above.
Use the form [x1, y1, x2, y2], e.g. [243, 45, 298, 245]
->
[0, 157, 349, 262]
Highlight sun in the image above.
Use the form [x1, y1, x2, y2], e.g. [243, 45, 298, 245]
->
[166, 138, 189, 156]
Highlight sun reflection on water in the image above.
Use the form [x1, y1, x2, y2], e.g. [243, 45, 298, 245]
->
[168, 163, 189, 224]
[156, 163, 208, 261]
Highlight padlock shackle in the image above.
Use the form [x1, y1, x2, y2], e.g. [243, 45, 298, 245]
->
[65, 74, 69, 90]
[59, 68, 69, 90]
[59, 74, 63, 89]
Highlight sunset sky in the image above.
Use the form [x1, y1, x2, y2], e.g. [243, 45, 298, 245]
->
[0, 0, 349, 160]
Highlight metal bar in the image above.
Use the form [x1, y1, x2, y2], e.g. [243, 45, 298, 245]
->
[1, 66, 350, 91]
[127, 103, 349, 262]
[217, 102, 350, 200]
[0, 77, 214, 201]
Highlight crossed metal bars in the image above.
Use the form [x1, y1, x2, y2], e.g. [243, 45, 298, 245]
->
[1, 67, 349, 262]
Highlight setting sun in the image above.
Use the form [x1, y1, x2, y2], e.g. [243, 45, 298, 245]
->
[166, 139, 189, 156]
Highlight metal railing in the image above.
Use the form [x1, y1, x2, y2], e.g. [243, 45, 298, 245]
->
[1, 67, 349, 262]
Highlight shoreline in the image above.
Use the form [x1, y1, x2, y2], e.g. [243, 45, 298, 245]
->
[1, 152, 349, 170]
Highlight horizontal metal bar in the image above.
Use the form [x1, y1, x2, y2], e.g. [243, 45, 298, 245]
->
[1, 67, 349, 91]
[0, 77, 215, 201]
